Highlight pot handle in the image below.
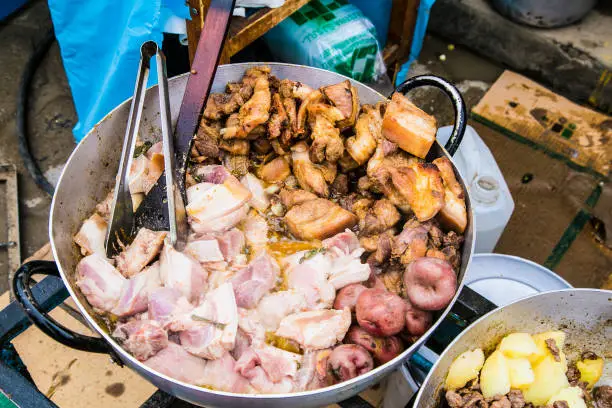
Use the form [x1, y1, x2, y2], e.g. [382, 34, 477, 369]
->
[13, 260, 111, 353]
[392, 75, 467, 157]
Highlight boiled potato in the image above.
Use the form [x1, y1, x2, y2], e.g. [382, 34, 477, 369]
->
[576, 357, 604, 388]
[445, 348, 485, 390]
[507, 357, 535, 388]
[480, 350, 511, 399]
[530, 331, 567, 369]
[546, 386, 587, 408]
[523, 355, 569, 405]
[499, 333, 539, 359]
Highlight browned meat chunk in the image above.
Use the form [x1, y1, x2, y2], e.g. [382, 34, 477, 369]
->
[279, 79, 314, 101]
[446, 390, 464, 408]
[490, 397, 511, 408]
[279, 188, 318, 208]
[552, 401, 569, 408]
[307, 103, 345, 163]
[284, 198, 358, 240]
[357, 199, 400, 236]
[203, 81, 253, 121]
[594, 386, 612, 408]
[116, 228, 167, 278]
[193, 119, 221, 158]
[382, 92, 437, 159]
[545, 338, 561, 362]
[297, 90, 323, 133]
[321, 80, 359, 129]
[257, 156, 291, 183]
[581, 351, 599, 360]
[268, 93, 288, 139]
[222, 72, 271, 139]
[223, 154, 250, 178]
[219, 139, 249, 155]
[434, 157, 467, 233]
[346, 104, 382, 165]
[330, 174, 349, 197]
[291, 141, 333, 197]
[507, 390, 526, 408]
[566, 363, 581, 384]
[392, 219, 429, 264]
[363, 230, 394, 265]
[379, 264, 403, 295]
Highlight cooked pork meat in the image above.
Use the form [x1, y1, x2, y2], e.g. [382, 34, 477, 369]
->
[193, 119, 221, 158]
[203, 82, 253, 120]
[159, 244, 208, 303]
[282, 96, 298, 143]
[115, 228, 167, 278]
[256, 291, 308, 331]
[279, 188, 318, 208]
[392, 219, 429, 264]
[279, 79, 314, 101]
[185, 239, 225, 264]
[241, 210, 268, 250]
[148, 287, 193, 330]
[434, 157, 467, 233]
[180, 282, 238, 359]
[269, 93, 288, 139]
[321, 80, 359, 129]
[144, 342, 208, 385]
[225, 73, 271, 139]
[200, 352, 252, 393]
[257, 156, 291, 183]
[276, 308, 352, 350]
[76, 253, 126, 312]
[230, 252, 280, 309]
[284, 197, 358, 240]
[286, 258, 336, 309]
[73, 213, 108, 257]
[291, 141, 331, 197]
[594, 386, 612, 408]
[307, 103, 345, 163]
[128, 152, 164, 195]
[241, 173, 270, 212]
[297, 90, 323, 133]
[346, 104, 382, 165]
[95, 191, 114, 221]
[220, 139, 250, 155]
[112, 262, 161, 317]
[294, 350, 333, 391]
[355, 198, 400, 236]
[236, 345, 302, 393]
[330, 173, 349, 196]
[113, 319, 168, 361]
[382, 92, 437, 159]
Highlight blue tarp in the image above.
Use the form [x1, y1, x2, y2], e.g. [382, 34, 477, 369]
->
[48, 0, 189, 142]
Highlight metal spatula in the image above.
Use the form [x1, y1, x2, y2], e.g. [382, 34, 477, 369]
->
[106, 41, 187, 257]
[133, 0, 236, 240]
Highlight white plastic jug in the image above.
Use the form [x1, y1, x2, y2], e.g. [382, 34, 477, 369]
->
[436, 125, 515, 253]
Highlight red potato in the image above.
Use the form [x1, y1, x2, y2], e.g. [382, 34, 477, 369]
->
[404, 301, 433, 336]
[404, 257, 457, 311]
[356, 288, 406, 336]
[334, 283, 367, 311]
[346, 326, 403, 364]
[327, 344, 374, 383]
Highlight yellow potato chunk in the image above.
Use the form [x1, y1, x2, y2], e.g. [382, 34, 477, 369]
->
[507, 357, 535, 388]
[576, 358, 604, 388]
[523, 355, 569, 405]
[530, 331, 567, 368]
[445, 349, 485, 390]
[499, 333, 539, 359]
[547, 387, 587, 408]
[480, 350, 511, 399]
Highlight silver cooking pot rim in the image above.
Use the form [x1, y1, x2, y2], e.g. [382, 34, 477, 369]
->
[13, 63, 473, 407]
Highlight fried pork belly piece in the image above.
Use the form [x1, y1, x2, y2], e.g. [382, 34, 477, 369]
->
[203, 81, 254, 121]
[346, 104, 383, 165]
[276, 308, 351, 350]
[382, 92, 437, 159]
[115, 228, 167, 278]
[352, 198, 400, 237]
[219, 139, 249, 155]
[279, 79, 314, 101]
[240, 173, 270, 212]
[321, 80, 359, 129]
[433, 157, 467, 233]
[73, 213, 107, 257]
[307, 103, 345, 163]
[392, 219, 429, 265]
[257, 156, 291, 183]
[76, 253, 126, 312]
[279, 188, 317, 208]
[268, 93, 288, 139]
[113, 319, 168, 361]
[222, 70, 271, 139]
[297, 90, 323, 133]
[284, 196, 358, 241]
[291, 141, 337, 197]
[193, 119, 221, 158]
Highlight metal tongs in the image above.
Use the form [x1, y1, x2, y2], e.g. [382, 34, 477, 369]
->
[105, 0, 235, 257]
[105, 41, 188, 257]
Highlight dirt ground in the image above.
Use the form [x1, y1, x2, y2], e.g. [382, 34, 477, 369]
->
[0, 1, 609, 294]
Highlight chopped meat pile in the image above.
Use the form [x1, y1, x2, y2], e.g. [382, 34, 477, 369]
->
[73, 66, 467, 395]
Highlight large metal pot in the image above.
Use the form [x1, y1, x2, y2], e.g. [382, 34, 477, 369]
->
[12, 63, 473, 407]
[413, 288, 611, 407]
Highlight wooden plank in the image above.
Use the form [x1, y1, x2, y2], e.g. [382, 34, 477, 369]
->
[387, 0, 420, 62]
[224, 0, 312, 57]
[186, 0, 212, 64]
